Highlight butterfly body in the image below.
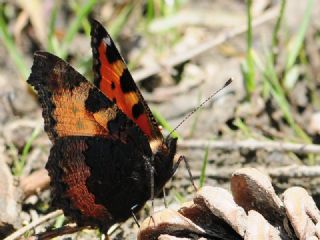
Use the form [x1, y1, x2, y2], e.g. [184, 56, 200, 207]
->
[27, 20, 178, 231]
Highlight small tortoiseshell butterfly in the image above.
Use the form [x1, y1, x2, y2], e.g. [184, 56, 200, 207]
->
[27, 19, 181, 232]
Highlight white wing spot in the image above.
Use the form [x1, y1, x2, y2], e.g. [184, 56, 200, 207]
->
[103, 36, 111, 46]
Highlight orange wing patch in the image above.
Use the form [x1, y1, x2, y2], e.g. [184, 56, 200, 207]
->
[92, 105, 118, 129]
[52, 82, 108, 138]
[97, 42, 154, 138]
[27, 51, 120, 142]
[91, 19, 162, 140]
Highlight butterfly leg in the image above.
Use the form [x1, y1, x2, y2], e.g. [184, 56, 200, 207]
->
[162, 188, 168, 208]
[130, 155, 155, 228]
[144, 156, 155, 214]
[130, 204, 141, 228]
[150, 159, 155, 215]
[173, 155, 198, 192]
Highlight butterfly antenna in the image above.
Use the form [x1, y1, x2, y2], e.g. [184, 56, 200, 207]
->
[167, 78, 232, 138]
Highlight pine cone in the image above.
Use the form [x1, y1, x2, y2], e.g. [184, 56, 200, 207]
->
[138, 168, 320, 240]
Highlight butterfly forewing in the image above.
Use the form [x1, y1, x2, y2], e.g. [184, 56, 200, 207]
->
[90, 19, 162, 140]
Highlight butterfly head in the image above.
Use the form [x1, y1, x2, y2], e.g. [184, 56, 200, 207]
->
[150, 136, 178, 188]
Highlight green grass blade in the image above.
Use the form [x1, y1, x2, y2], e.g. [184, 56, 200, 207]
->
[60, 0, 97, 59]
[285, 0, 314, 71]
[264, 52, 295, 124]
[0, 5, 29, 79]
[108, 3, 133, 39]
[199, 145, 209, 188]
[70, 2, 91, 36]
[173, 190, 185, 204]
[47, 2, 59, 53]
[243, 0, 255, 96]
[152, 108, 180, 138]
[13, 126, 41, 176]
[263, 52, 311, 143]
[147, 0, 155, 23]
[54, 215, 65, 229]
[271, 0, 286, 61]
[233, 118, 252, 137]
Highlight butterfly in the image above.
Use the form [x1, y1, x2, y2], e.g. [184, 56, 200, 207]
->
[27, 19, 184, 232]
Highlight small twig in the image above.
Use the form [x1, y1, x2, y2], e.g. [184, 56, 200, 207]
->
[3, 119, 42, 143]
[20, 169, 50, 199]
[180, 165, 320, 180]
[36, 222, 120, 239]
[107, 223, 121, 236]
[4, 210, 63, 240]
[21, 148, 42, 177]
[178, 139, 320, 154]
[132, 5, 279, 82]
[268, 165, 320, 178]
[35, 225, 87, 240]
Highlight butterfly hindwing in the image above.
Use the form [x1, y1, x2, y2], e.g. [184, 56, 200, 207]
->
[90, 19, 162, 140]
[47, 135, 153, 230]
